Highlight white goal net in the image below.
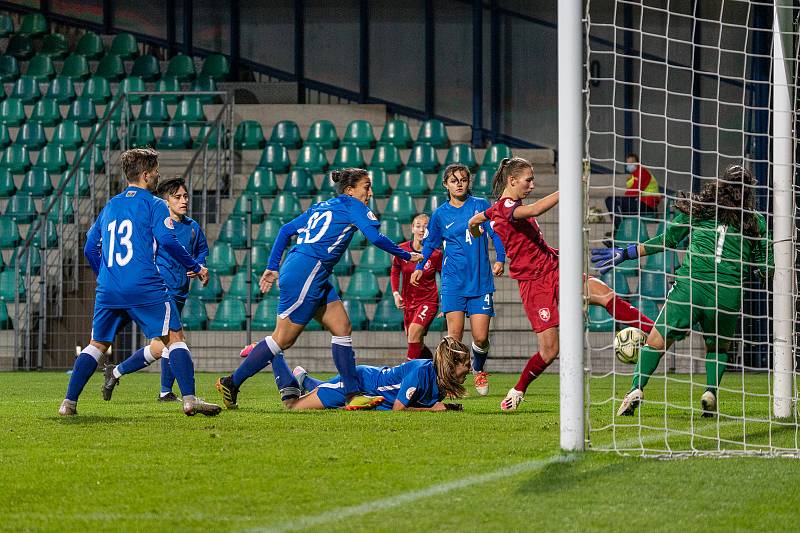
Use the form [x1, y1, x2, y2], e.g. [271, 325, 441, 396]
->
[584, 0, 799, 456]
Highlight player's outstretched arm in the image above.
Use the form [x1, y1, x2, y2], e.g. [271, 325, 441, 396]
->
[84, 219, 102, 276]
[512, 191, 560, 219]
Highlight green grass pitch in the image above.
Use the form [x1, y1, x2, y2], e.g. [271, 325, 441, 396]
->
[3, 371, 800, 531]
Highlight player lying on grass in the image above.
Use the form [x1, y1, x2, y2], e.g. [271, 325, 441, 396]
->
[284, 336, 471, 411]
[217, 168, 423, 410]
[101, 177, 209, 403]
[60, 148, 220, 417]
[391, 213, 442, 361]
[469, 157, 654, 411]
[592, 164, 773, 417]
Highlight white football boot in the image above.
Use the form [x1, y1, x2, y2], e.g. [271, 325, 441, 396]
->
[500, 388, 525, 411]
[617, 388, 643, 417]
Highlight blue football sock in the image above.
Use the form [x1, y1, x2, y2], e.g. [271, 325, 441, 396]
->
[471, 342, 489, 373]
[160, 351, 175, 394]
[232, 337, 279, 388]
[65, 345, 103, 402]
[272, 354, 300, 400]
[116, 346, 157, 376]
[168, 342, 195, 397]
[331, 335, 358, 395]
[303, 375, 324, 390]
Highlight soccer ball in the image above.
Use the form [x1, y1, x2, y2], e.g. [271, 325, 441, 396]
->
[614, 327, 647, 365]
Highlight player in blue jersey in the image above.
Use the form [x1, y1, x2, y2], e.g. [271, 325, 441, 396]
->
[410, 164, 505, 396]
[100, 177, 209, 403]
[287, 336, 470, 411]
[216, 168, 423, 410]
[59, 149, 221, 417]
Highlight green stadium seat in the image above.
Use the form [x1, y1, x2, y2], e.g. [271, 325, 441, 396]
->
[155, 75, 181, 104]
[254, 218, 282, 246]
[131, 54, 161, 82]
[200, 54, 230, 81]
[196, 124, 224, 149]
[57, 169, 90, 197]
[0, 266, 27, 299]
[46, 195, 75, 223]
[369, 292, 404, 331]
[60, 53, 90, 81]
[190, 75, 217, 103]
[343, 120, 376, 149]
[189, 273, 222, 302]
[34, 144, 67, 174]
[639, 270, 666, 300]
[331, 143, 364, 170]
[366, 168, 390, 197]
[379, 119, 413, 149]
[0, 98, 25, 127]
[18, 13, 47, 37]
[234, 120, 266, 150]
[367, 196, 381, 217]
[157, 123, 192, 150]
[129, 121, 155, 148]
[173, 97, 206, 125]
[417, 119, 450, 149]
[346, 269, 381, 301]
[206, 241, 238, 275]
[228, 271, 262, 302]
[76, 31, 104, 60]
[29, 98, 61, 127]
[0, 126, 9, 150]
[209, 297, 246, 331]
[6, 35, 33, 61]
[0, 14, 13, 38]
[333, 248, 355, 276]
[102, 99, 133, 125]
[45, 75, 76, 104]
[258, 143, 291, 173]
[430, 312, 446, 331]
[406, 142, 440, 173]
[294, 144, 328, 173]
[75, 145, 104, 172]
[269, 120, 302, 149]
[0, 301, 10, 329]
[1, 145, 31, 174]
[369, 143, 403, 174]
[29, 219, 58, 249]
[109, 33, 139, 60]
[252, 296, 278, 330]
[51, 120, 83, 151]
[424, 191, 448, 213]
[0, 55, 19, 82]
[80, 76, 111, 105]
[119, 75, 146, 104]
[0, 168, 15, 197]
[611, 269, 633, 296]
[444, 144, 478, 171]
[20, 168, 52, 197]
[11, 76, 41, 104]
[10, 244, 40, 276]
[349, 227, 366, 249]
[250, 244, 271, 270]
[638, 297, 661, 324]
[95, 54, 126, 82]
[379, 218, 405, 243]
[26, 54, 55, 82]
[245, 168, 278, 197]
[5, 193, 36, 223]
[0, 216, 20, 247]
[138, 96, 171, 125]
[15, 122, 47, 150]
[472, 167, 494, 197]
[382, 191, 416, 224]
[319, 171, 336, 195]
[181, 297, 208, 330]
[231, 192, 266, 223]
[396, 168, 430, 197]
[359, 246, 393, 275]
[269, 192, 302, 223]
[306, 120, 338, 149]
[283, 169, 316, 197]
[343, 298, 368, 330]
[40, 33, 68, 60]
[615, 217, 649, 243]
[587, 303, 614, 332]
[481, 143, 512, 170]
[165, 54, 196, 82]
[217, 217, 248, 248]
[66, 97, 97, 127]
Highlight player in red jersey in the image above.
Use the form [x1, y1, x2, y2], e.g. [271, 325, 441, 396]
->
[391, 213, 443, 360]
[468, 157, 654, 411]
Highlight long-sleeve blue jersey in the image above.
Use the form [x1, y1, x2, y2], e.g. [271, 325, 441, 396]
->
[84, 186, 201, 308]
[155, 215, 208, 303]
[359, 359, 443, 410]
[417, 195, 505, 297]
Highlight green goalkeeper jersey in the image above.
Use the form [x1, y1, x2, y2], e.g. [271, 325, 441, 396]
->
[642, 211, 773, 286]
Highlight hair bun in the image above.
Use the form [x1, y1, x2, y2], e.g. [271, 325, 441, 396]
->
[331, 170, 342, 183]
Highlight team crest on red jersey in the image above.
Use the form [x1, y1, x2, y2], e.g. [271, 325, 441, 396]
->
[538, 308, 551, 322]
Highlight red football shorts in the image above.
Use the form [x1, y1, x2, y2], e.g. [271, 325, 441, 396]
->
[403, 302, 438, 332]
[518, 269, 560, 333]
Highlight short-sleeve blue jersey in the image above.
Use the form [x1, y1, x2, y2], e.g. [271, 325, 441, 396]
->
[84, 186, 201, 309]
[155, 215, 208, 303]
[359, 359, 442, 410]
[418, 195, 506, 297]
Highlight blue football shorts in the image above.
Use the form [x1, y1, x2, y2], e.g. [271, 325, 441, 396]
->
[91, 299, 182, 342]
[277, 252, 340, 326]
[440, 292, 495, 317]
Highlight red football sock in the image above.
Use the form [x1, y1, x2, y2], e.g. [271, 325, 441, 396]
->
[419, 345, 433, 359]
[407, 342, 423, 360]
[605, 296, 654, 333]
[515, 352, 551, 393]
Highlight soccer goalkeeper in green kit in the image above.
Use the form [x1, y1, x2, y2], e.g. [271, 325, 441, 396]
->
[592, 164, 774, 417]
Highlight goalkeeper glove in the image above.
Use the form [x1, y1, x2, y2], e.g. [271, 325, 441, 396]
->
[590, 244, 639, 275]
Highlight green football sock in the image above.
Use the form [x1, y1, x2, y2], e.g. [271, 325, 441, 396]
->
[704, 352, 729, 393]
[631, 345, 663, 391]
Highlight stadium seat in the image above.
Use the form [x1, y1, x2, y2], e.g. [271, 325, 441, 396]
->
[0, 14, 13, 37]
[348, 226, 366, 249]
[15, 122, 47, 151]
[157, 123, 192, 150]
[75, 145, 104, 172]
[234, 120, 266, 150]
[331, 143, 365, 170]
[430, 312, 447, 331]
[206, 241, 238, 275]
[382, 192, 416, 224]
[250, 245, 271, 270]
[359, 246, 393, 275]
[369, 292, 404, 331]
[20, 168, 52, 197]
[406, 143, 440, 173]
[333, 248, 355, 276]
[254, 218, 282, 246]
[79, 76, 111, 106]
[155, 75, 181, 104]
[0, 98, 25, 127]
[245, 168, 278, 197]
[396, 168, 430, 197]
[643, 248, 678, 274]
[29, 219, 58, 249]
[131, 54, 161, 82]
[29, 98, 61, 127]
[640, 270, 666, 300]
[165, 54, 196, 82]
[11, 76, 41, 104]
[367, 196, 381, 217]
[227, 271, 262, 302]
[343, 120, 376, 149]
[209, 297, 246, 331]
[0, 266, 27, 300]
[75, 31, 104, 60]
[138, 96, 171, 125]
[95, 54, 126, 82]
[611, 270, 633, 297]
[46, 195, 75, 223]
[34, 144, 67, 174]
[89, 123, 119, 150]
[269, 192, 302, 223]
[17, 13, 47, 37]
[59, 53, 90, 81]
[6, 35, 33, 61]
[257, 143, 291, 173]
[50, 121, 83, 152]
[200, 53, 230, 81]
[129, 121, 156, 148]
[0, 216, 20, 248]
[45, 75, 76, 104]
[417, 119, 450, 149]
[181, 297, 208, 330]
[217, 217, 249, 249]
[253, 296, 279, 330]
[196, 124, 224, 149]
[283, 169, 316, 197]
[1, 145, 31, 174]
[109, 33, 139, 60]
[444, 144, 478, 171]
[366, 168, 390, 197]
[118, 75, 146, 104]
[369, 143, 403, 174]
[66, 97, 97, 127]
[481, 143, 512, 170]
[472, 167, 494, 197]
[189, 273, 222, 302]
[587, 303, 614, 332]
[0, 55, 19, 82]
[0, 168, 15, 197]
[318, 171, 337, 195]
[173, 97, 206, 125]
[341, 298, 368, 330]
[0, 301, 10, 329]
[190, 75, 217, 103]
[379, 218, 405, 243]
[102, 99, 133, 125]
[269, 120, 302, 149]
[0, 126, 9, 151]
[231, 192, 266, 223]
[57, 169, 90, 197]
[615, 217, 649, 244]
[26, 54, 55, 82]
[637, 297, 661, 324]
[424, 191, 448, 213]
[379, 119, 413, 149]
[346, 269, 381, 301]
[306, 120, 338, 149]
[10, 243, 40, 276]
[5, 193, 36, 223]
[294, 144, 328, 173]
[40, 33, 69, 59]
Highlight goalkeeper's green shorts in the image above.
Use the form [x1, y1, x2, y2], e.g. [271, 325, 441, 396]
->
[654, 279, 740, 349]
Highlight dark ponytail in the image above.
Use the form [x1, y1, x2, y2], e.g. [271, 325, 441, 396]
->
[331, 167, 369, 195]
[491, 157, 534, 199]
